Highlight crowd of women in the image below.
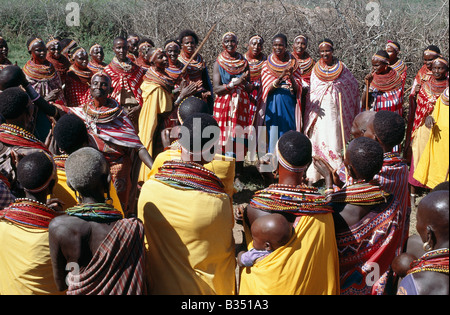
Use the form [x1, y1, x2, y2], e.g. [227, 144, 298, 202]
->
[0, 28, 448, 296]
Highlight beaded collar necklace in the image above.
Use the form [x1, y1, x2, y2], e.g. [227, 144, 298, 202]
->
[370, 67, 403, 92]
[293, 51, 314, 75]
[441, 87, 449, 106]
[314, 57, 344, 82]
[66, 203, 123, 223]
[83, 98, 123, 125]
[69, 64, 93, 83]
[244, 51, 266, 81]
[217, 51, 248, 76]
[330, 182, 389, 205]
[266, 53, 298, 77]
[250, 183, 333, 215]
[155, 160, 226, 195]
[23, 59, 57, 81]
[0, 198, 58, 229]
[407, 248, 449, 275]
[0, 124, 50, 153]
[54, 154, 69, 171]
[143, 66, 175, 92]
[178, 50, 205, 71]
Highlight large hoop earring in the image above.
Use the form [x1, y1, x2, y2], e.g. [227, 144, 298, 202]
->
[423, 241, 432, 252]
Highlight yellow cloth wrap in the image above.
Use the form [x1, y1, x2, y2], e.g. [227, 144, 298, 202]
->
[148, 149, 236, 198]
[138, 178, 236, 295]
[414, 95, 449, 188]
[51, 168, 124, 216]
[239, 213, 340, 295]
[0, 222, 64, 295]
[138, 82, 173, 182]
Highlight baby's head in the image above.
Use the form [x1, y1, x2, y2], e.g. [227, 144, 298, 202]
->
[392, 253, 417, 278]
[251, 213, 293, 251]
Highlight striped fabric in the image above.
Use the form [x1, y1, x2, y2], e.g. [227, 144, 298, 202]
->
[69, 101, 144, 156]
[370, 86, 404, 115]
[66, 218, 147, 295]
[104, 57, 145, 106]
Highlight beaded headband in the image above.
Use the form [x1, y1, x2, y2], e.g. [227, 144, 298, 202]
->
[46, 39, 59, 48]
[91, 70, 111, 83]
[26, 152, 57, 193]
[319, 41, 333, 49]
[433, 57, 448, 66]
[222, 32, 237, 41]
[89, 43, 102, 55]
[164, 41, 180, 50]
[28, 38, 44, 51]
[372, 53, 389, 64]
[61, 40, 76, 55]
[424, 49, 440, 57]
[149, 48, 164, 63]
[294, 35, 308, 42]
[249, 35, 263, 44]
[386, 41, 399, 52]
[275, 140, 308, 173]
[72, 47, 86, 56]
[127, 36, 139, 42]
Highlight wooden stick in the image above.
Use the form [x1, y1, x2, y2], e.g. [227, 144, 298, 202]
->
[365, 79, 370, 111]
[180, 23, 217, 75]
[338, 92, 348, 184]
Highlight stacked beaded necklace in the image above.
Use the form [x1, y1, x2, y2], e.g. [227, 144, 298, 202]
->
[66, 203, 123, 223]
[23, 59, 57, 81]
[87, 60, 106, 74]
[266, 52, 298, 78]
[314, 57, 344, 82]
[178, 50, 205, 82]
[244, 51, 266, 82]
[68, 64, 93, 84]
[391, 59, 407, 78]
[370, 67, 403, 92]
[250, 184, 333, 216]
[217, 51, 248, 76]
[83, 98, 123, 125]
[0, 124, 50, 153]
[330, 181, 389, 205]
[110, 56, 134, 73]
[54, 154, 69, 171]
[143, 66, 175, 93]
[407, 248, 449, 275]
[155, 160, 226, 195]
[166, 58, 184, 82]
[442, 87, 449, 106]
[293, 51, 314, 77]
[0, 198, 57, 229]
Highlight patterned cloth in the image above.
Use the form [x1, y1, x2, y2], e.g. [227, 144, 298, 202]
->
[260, 53, 303, 152]
[409, 77, 448, 187]
[369, 67, 404, 115]
[68, 100, 143, 211]
[244, 52, 266, 128]
[303, 59, 360, 183]
[66, 218, 146, 295]
[64, 69, 92, 107]
[104, 57, 145, 106]
[332, 185, 402, 295]
[213, 51, 252, 148]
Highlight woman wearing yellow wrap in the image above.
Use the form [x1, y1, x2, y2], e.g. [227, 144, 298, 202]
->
[240, 130, 339, 295]
[138, 113, 236, 295]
